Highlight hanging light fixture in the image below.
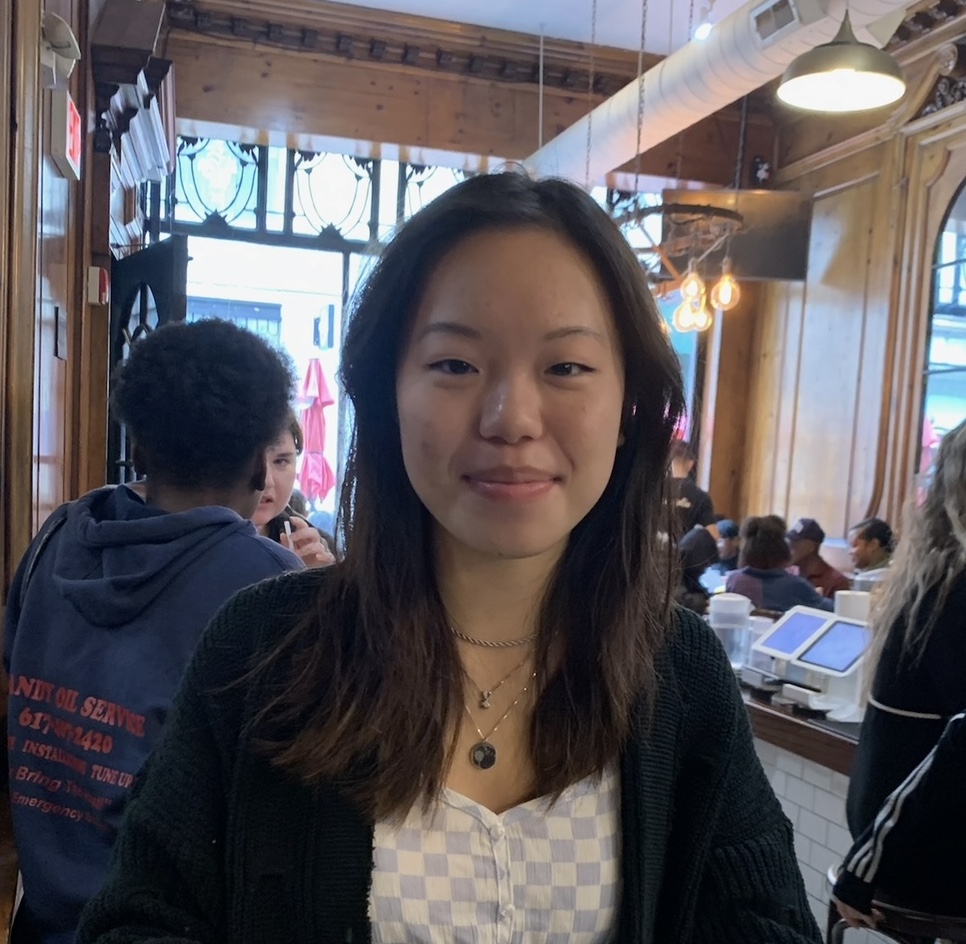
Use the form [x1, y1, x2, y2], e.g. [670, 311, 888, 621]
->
[710, 257, 741, 311]
[672, 292, 714, 333]
[777, 12, 905, 113]
[679, 260, 705, 302]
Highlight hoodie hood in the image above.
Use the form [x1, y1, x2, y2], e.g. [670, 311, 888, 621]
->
[53, 485, 258, 627]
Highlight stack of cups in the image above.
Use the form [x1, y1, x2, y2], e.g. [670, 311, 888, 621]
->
[834, 590, 871, 621]
[708, 593, 753, 668]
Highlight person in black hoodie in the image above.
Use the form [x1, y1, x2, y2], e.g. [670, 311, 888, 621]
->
[3, 319, 303, 944]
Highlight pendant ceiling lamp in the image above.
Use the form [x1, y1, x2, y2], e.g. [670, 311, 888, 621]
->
[777, 12, 905, 113]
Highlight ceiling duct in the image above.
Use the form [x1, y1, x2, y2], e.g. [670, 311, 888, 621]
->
[524, 0, 911, 182]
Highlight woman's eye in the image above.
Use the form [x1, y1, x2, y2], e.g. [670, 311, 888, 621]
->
[548, 362, 594, 377]
[429, 359, 476, 376]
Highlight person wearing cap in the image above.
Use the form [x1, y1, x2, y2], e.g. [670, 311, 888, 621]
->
[713, 518, 740, 574]
[787, 518, 851, 601]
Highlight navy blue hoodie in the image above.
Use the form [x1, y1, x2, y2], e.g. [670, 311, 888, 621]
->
[4, 485, 302, 944]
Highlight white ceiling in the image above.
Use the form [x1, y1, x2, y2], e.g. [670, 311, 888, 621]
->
[330, 0, 752, 55]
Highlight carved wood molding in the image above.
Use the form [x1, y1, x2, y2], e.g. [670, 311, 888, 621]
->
[164, 0, 648, 96]
[890, 0, 966, 49]
[92, 0, 175, 185]
[917, 42, 966, 116]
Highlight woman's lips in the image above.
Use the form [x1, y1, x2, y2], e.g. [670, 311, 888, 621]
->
[463, 469, 558, 502]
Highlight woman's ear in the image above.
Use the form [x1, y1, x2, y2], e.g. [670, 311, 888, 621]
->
[250, 451, 268, 492]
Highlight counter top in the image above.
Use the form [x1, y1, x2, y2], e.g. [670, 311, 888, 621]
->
[744, 691, 858, 776]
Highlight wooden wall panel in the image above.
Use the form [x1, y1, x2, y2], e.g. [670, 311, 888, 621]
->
[3, 0, 42, 596]
[168, 34, 602, 160]
[787, 180, 878, 531]
[168, 32, 777, 187]
[34, 0, 75, 525]
[742, 167, 889, 545]
[698, 284, 759, 520]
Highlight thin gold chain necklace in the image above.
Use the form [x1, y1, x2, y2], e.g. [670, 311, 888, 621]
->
[462, 652, 531, 709]
[463, 672, 537, 770]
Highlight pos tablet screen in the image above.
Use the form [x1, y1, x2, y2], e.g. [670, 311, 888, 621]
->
[795, 620, 870, 676]
[753, 608, 830, 660]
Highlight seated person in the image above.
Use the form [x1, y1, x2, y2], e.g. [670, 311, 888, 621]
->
[713, 518, 740, 573]
[252, 412, 335, 567]
[834, 711, 966, 926]
[848, 517, 894, 576]
[675, 526, 719, 615]
[4, 320, 303, 944]
[787, 518, 851, 601]
[846, 424, 966, 840]
[726, 515, 833, 613]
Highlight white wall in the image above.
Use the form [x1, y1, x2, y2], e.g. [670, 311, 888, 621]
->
[754, 739, 890, 944]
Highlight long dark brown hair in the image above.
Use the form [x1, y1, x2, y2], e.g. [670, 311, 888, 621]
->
[254, 172, 686, 820]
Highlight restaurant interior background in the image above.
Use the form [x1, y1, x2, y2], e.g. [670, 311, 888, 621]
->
[6, 0, 966, 935]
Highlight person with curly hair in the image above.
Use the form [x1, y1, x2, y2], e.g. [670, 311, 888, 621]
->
[4, 319, 303, 944]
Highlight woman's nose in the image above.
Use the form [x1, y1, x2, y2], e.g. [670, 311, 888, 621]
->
[478, 374, 543, 444]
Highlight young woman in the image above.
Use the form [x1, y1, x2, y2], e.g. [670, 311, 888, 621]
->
[846, 419, 966, 840]
[726, 515, 833, 614]
[78, 173, 818, 944]
[252, 411, 335, 567]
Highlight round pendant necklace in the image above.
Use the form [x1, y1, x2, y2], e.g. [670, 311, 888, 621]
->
[464, 671, 537, 770]
[463, 653, 531, 709]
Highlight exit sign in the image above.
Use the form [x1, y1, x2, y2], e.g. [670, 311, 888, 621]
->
[51, 88, 82, 181]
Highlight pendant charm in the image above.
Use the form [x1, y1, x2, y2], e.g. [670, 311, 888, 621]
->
[470, 741, 497, 770]
[480, 691, 492, 709]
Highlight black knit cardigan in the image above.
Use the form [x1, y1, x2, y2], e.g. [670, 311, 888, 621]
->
[79, 569, 820, 944]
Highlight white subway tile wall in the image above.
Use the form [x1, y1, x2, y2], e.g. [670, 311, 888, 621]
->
[754, 738, 893, 944]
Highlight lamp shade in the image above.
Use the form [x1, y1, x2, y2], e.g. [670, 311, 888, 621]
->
[777, 13, 905, 113]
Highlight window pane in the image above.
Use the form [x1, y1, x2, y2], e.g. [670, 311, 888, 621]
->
[921, 185, 966, 488]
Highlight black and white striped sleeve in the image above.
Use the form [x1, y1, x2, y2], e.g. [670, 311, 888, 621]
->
[833, 712, 966, 915]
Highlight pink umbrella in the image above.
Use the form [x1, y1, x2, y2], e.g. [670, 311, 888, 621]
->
[298, 358, 337, 503]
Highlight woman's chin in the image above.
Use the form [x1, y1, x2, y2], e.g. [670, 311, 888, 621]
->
[252, 508, 275, 529]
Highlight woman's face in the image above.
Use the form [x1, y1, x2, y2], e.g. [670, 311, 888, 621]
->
[396, 227, 625, 566]
[252, 430, 299, 529]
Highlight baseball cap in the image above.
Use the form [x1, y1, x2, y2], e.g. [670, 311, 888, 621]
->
[717, 519, 739, 539]
[787, 518, 825, 544]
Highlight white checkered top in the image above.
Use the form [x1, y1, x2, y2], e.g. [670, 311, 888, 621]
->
[369, 764, 621, 943]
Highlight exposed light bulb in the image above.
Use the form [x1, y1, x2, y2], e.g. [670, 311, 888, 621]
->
[694, 21, 713, 41]
[672, 299, 696, 333]
[680, 262, 705, 302]
[709, 259, 741, 311]
[692, 303, 714, 332]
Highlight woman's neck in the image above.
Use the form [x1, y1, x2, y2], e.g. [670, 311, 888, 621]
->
[436, 538, 563, 645]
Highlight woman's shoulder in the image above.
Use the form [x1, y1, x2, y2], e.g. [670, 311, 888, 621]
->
[663, 606, 738, 699]
[206, 567, 334, 655]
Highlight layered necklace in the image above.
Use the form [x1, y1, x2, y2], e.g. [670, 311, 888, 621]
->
[453, 625, 537, 770]
[463, 672, 537, 770]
